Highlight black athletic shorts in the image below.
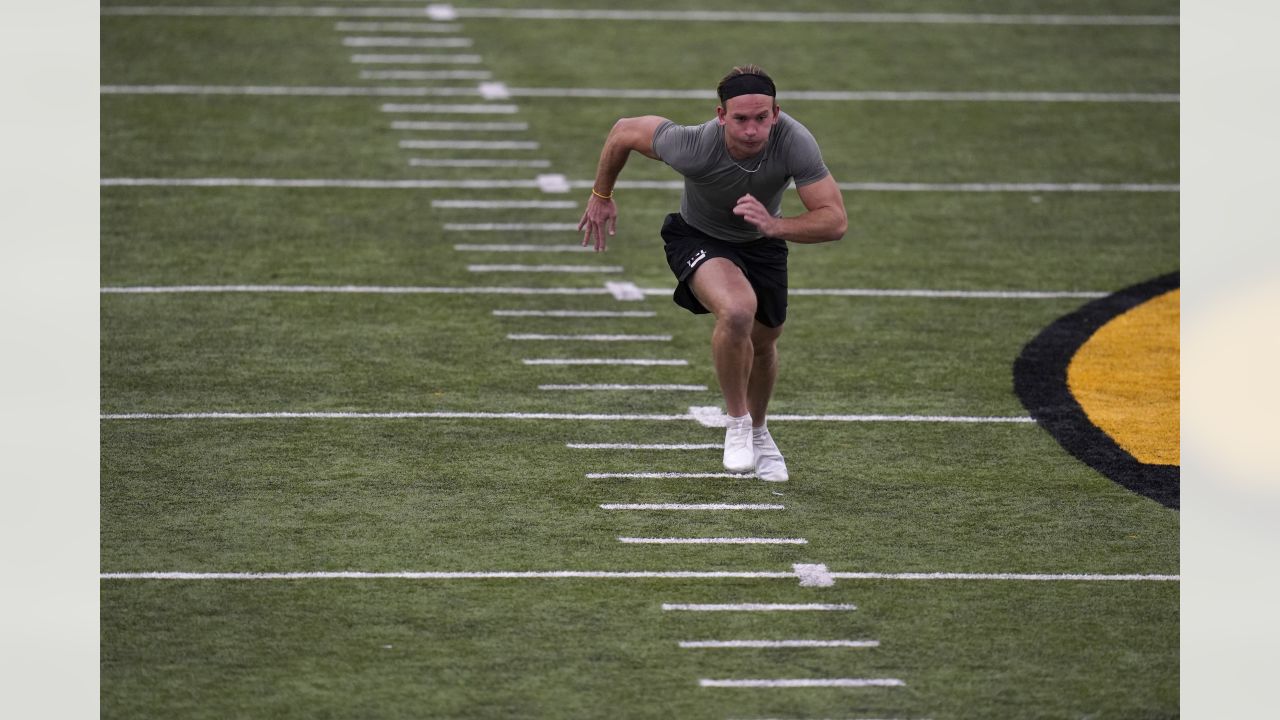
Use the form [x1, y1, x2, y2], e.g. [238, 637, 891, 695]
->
[660, 213, 789, 328]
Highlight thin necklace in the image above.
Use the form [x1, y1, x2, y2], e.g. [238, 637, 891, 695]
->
[728, 145, 767, 173]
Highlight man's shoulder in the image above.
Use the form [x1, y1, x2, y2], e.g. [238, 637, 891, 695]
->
[653, 117, 721, 159]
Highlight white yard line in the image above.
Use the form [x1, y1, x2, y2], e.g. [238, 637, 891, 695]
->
[619, 537, 806, 545]
[98, 408, 1034, 424]
[396, 121, 529, 131]
[100, 176, 1177, 194]
[363, 70, 491, 80]
[103, 84, 492, 96]
[436, 200, 572, 209]
[411, 159, 550, 167]
[680, 640, 879, 648]
[97, 281, 1111, 301]
[352, 54, 482, 64]
[103, 6, 1178, 25]
[495, 310, 654, 317]
[400, 139, 539, 150]
[664, 603, 855, 611]
[589, 472, 754, 479]
[503, 87, 1177, 103]
[101, 283, 614, 295]
[100, 84, 1176, 104]
[540, 384, 707, 391]
[445, 222, 579, 231]
[343, 36, 473, 48]
[567, 443, 718, 450]
[337, 22, 463, 33]
[470, 264, 623, 273]
[830, 572, 1181, 581]
[102, 178, 548, 189]
[523, 359, 688, 366]
[424, 6, 1177, 26]
[790, 288, 1107, 299]
[382, 103, 519, 113]
[700, 678, 905, 688]
[603, 504, 784, 511]
[508, 333, 672, 341]
[101, 570, 796, 580]
[100, 569, 1179, 582]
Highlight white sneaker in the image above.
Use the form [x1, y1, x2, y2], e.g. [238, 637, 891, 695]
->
[723, 415, 755, 472]
[753, 427, 789, 482]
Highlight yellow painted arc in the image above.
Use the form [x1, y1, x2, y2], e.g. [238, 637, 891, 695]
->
[1067, 289, 1180, 466]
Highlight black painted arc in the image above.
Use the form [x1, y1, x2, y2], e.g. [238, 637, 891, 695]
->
[1013, 272, 1180, 510]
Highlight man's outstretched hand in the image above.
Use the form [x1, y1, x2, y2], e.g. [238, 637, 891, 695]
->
[577, 195, 617, 252]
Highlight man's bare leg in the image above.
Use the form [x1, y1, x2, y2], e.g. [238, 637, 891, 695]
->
[688, 259, 758, 470]
[747, 321, 783, 426]
[688, 259, 757, 418]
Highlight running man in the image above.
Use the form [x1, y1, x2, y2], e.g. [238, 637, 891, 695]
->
[577, 65, 847, 481]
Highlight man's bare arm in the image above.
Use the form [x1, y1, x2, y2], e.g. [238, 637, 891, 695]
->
[732, 174, 847, 244]
[577, 115, 669, 252]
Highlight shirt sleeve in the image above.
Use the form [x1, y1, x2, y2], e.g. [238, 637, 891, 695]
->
[785, 120, 830, 187]
[652, 119, 716, 177]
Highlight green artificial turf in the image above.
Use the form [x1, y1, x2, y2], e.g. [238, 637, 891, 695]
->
[101, 1, 1179, 717]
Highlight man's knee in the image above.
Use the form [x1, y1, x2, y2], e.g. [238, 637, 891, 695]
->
[715, 300, 757, 336]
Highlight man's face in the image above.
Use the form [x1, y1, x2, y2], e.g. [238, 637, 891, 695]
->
[717, 94, 780, 159]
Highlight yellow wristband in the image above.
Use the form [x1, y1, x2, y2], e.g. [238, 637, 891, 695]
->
[591, 188, 613, 200]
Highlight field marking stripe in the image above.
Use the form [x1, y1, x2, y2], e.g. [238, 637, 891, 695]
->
[699, 678, 905, 688]
[351, 54, 482, 64]
[596, 180, 1179, 192]
[446, 223, 580, 230]
[99, 411, 1033, 423]
[437, 7, 1177, 26]
[397, 122, 529, 131]
[99, 177, 1177, 193]
[102, 285, 613, 295]
[411, 159, 551, 167]
[101, 411, 698, 421]
[401, 140, 539, 149]
[664, 603, 856, 611]
[100, 570, 1179, 582]
[523, 357, 688, 364]
[342, 36, 474, 48]
[619, 537, 806, 545]
[102, 178, 545, 189]
[540, 384, 707, 391]
[101, 571, 796, 580]
[830, 572, 1181, 581]
[495, 310, 655, 317]
[503, 87, 1176, 103]
[469, 264, 625, 273]
[589, 472, 756, 479]
[790, 288, 1108, 299]
[383, 103, 519, 113]
[602, 504, 784, 511]
[99, 85, 1176, 103]
[364, 70, 491, 79]
[507, 333, 672, 341]
[568, 443, 719, 449]
[101, 6, 457, 18]
[99, 284, 1110, 300]
[680, 640, 879, 648]
[435, 200, 572, 208]
[102, 7, 1178, 25]
[336, 22, 464, 33]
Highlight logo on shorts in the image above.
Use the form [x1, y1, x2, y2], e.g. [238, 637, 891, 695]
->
[687, 249, 708, 269]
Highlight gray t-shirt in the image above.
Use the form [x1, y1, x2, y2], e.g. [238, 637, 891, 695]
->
[651, 111, 829, 243]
